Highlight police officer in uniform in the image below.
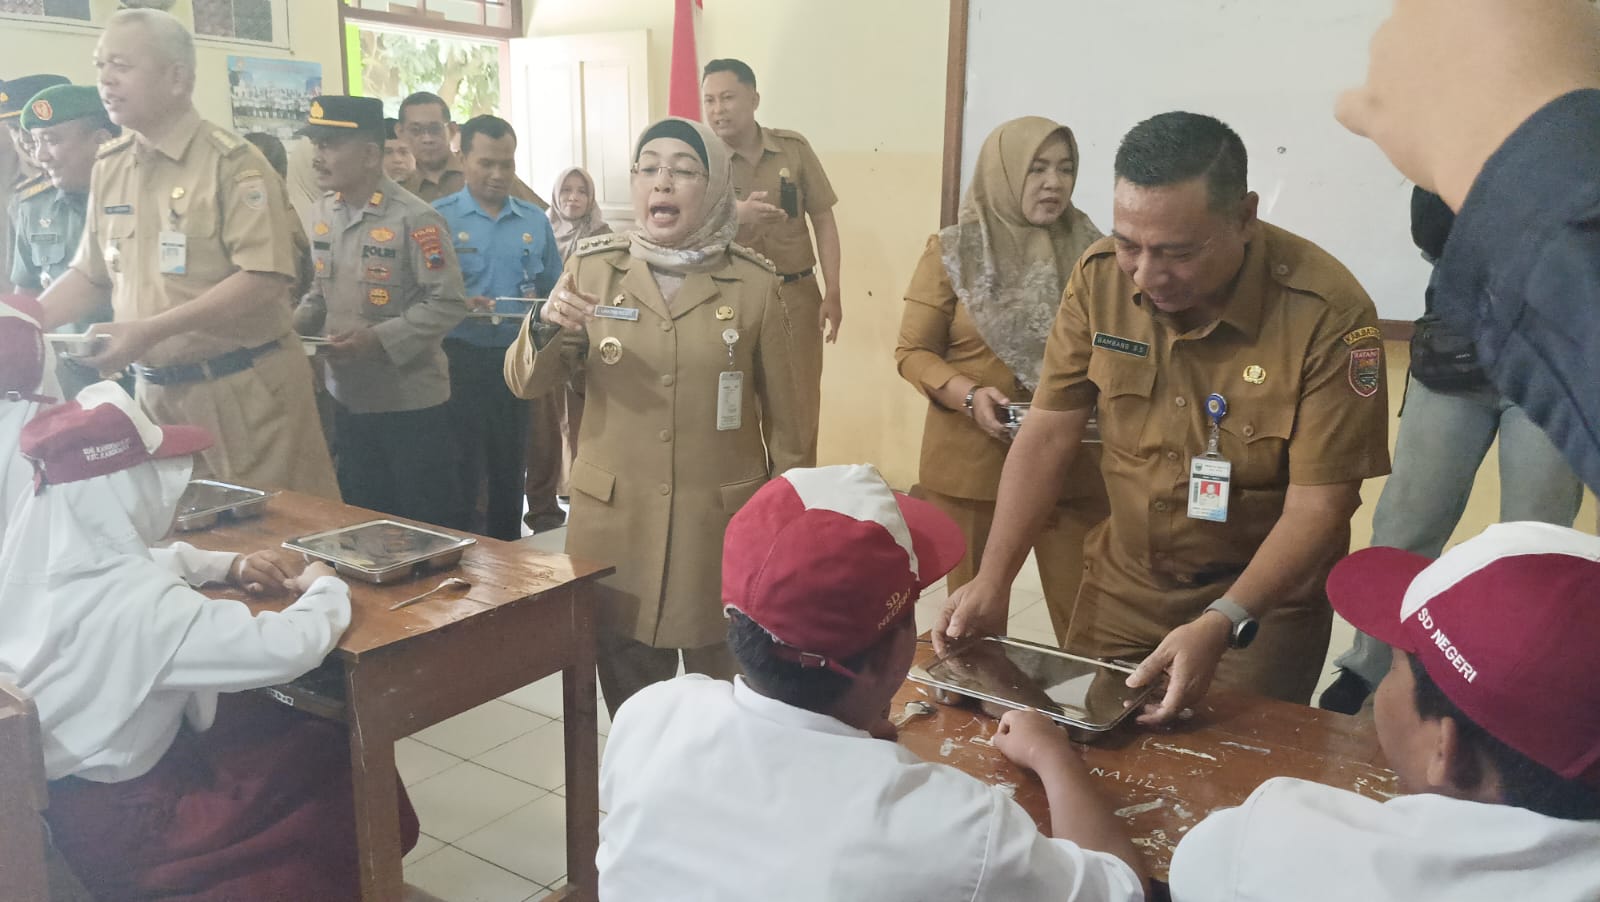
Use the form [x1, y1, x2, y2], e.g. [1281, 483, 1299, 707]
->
[505, 117, 812, 714]
[295, 95, 470, 528]
[702, 59, 842, 456]
[939, 113, 1391, 723]
[2, 74, 70, 296]
[38, 11, 339, 499]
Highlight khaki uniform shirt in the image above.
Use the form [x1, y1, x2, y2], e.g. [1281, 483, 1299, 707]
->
[896, 235, 1105, 504]
[401, 153, 547, 209]
[296, 177, 468, 414]
[729, 126, 836, 275]
[504, 234, 813, 648]
[1034, 222, 1391, 580]
[70, 110, 299, 367]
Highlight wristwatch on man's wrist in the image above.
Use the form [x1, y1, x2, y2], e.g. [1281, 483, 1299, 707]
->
[963, 385, 980, 416]
[1203, 597, 1259, 649]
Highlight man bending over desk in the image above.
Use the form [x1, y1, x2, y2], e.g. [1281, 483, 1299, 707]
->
[598, 463, 1147, 901]
[1169, 522, 1600, 901]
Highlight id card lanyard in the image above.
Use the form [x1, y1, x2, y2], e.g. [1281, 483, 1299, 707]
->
[717, 327, 743, 431]
[159, 204, 187, 275]
[1187, 392, 1232, 522]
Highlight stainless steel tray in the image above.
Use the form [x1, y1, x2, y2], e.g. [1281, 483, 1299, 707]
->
[282, 519, 476, 584]
[909, 635, 1153, 742]
[175, 479, 276, 531]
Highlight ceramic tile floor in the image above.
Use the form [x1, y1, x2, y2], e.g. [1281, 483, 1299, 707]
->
[401, 530, 1363, 900]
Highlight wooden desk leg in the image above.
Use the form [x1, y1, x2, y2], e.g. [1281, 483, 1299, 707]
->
[561, 586, 600, 898]
[346, 669, 405, 901]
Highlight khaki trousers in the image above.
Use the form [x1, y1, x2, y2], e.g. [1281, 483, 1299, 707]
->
[138, 337, 340, 500]
[595, 629, 738, 718]
[781, 274, 823, 458]
[922, 487, 1108, 645]
[522, 392, 566, 531]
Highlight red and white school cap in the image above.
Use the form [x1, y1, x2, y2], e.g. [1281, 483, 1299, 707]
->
[722, 464, 966, 678]
[1328, 522, 1600, 787]
[0, 294, 48, 402]
[20, 381, 212, 487]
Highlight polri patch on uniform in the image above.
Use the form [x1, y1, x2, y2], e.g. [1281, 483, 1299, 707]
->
[411, 226, 446, 269]
[1092, 332, 1150, 358]
[362, 245, 396, 259]
[312, 240, 331, 250]
[368, 287, 391, 307]
[1348, 347, 1382, 397]
[104, 204, 133, 215]
[368, 227, 396, 244]
[314, 222, 330, 236]
[1342, 326, 1381, 346]
[365, 264, 391, 282]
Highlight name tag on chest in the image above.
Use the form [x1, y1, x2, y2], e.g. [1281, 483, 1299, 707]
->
[158, 230, 187, 275]
[1187, 457, 1232, 522]
[717, 371, 744, 431]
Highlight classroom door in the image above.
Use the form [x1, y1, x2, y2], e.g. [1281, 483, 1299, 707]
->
[508, 30, 651, 230]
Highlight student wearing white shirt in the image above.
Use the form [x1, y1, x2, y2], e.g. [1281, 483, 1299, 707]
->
[599, 463, 1148, 902]
[1169, 522, 1600, 902]
[0, 381, 420, 901]
[0, 295, 51, 543]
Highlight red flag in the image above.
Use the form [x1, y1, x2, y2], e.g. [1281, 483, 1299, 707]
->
[668, 0, 704, 120]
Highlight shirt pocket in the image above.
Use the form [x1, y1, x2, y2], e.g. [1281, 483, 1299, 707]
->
[1217, 405, 1295, 488]
[1086, 352, 1156, 451]
[571, 458, 616, 505]
[27, 233, 68, 270]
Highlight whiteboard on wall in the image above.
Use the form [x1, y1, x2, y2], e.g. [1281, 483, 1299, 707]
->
[953, 0, 1428, 322]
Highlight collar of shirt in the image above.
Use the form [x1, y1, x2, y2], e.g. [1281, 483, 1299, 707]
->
[137, 107, 204, 162]
[730, 676, 869, 740]
[334, 177, 396, 219]
[454, 188, 532, 224]
[1131, 237, 1269, 342]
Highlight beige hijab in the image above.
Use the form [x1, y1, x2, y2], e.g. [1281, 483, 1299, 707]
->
[939, 116, 1102, 391]
[547, 166, 612, 260]
[627, 117, 738, 274]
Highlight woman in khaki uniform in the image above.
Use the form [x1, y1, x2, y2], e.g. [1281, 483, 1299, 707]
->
[505, 118, 811, 713]
[896, 116, 1109, 644]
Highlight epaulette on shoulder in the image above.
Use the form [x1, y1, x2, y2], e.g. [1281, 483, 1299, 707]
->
[205, 125, 247, 155]
[729, 242, 777, 273]
[96, 134, 134, 159]
[574, 232, 630, 257]
[763, 127, 807, 144]
[16, 178, 52, 203]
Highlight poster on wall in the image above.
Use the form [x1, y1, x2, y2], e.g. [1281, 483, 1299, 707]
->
[0, 0, 290, 50]
[228, 55, 321, 141]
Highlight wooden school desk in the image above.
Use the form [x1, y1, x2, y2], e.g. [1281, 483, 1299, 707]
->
[176, 491, 613, 901]
[894, 645, 1397, 886]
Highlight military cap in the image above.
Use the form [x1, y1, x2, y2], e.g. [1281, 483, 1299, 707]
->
[19, 85, 109, 131]
[0, 74, 70, 121]
[298, 95, 385, 141]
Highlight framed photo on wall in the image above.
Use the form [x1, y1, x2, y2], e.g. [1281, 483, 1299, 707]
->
[0, 0, 291, 50]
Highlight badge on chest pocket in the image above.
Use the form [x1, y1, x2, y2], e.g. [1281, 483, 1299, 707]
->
[158, 230, 187, 275]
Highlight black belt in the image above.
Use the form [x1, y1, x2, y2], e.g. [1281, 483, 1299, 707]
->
[134, 338, 284, 386]
[779, 267, 815, 284]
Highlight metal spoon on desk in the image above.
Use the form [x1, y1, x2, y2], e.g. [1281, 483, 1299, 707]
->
[389, 576, 471, 611]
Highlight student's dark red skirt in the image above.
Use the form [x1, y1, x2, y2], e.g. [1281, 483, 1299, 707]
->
[45, 692, 420, 902]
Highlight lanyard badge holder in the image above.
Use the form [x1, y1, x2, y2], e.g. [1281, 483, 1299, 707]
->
[1187, 392, 1232, 522]
[717, 327, 743, 431]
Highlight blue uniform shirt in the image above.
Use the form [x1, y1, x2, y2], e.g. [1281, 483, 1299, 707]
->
[434, 188, 562, 348]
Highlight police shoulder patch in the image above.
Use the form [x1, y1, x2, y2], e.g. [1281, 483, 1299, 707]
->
[574, 232, 630, 257]
[729, 242, 777, 273]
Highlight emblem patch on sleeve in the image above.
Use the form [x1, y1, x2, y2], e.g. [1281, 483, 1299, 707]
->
[411, 225, 446, 269]
[1348, 347, 1382, 397]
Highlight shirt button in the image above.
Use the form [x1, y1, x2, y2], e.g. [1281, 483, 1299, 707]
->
[658, 429, 671, 442]
[1154, 501, 1169, 513]
[660, 374, 674, 387]
[658, 483, 671, 496]
[660, 321, 673, 332]
[1243, 425, 1255, 438]
[1175, 396, 1188, 408]
[1274, 263, 1290, 277]
[1166, 450, 1179, 462]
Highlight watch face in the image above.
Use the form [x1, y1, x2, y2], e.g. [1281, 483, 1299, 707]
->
[1234, 619, 1260, 649]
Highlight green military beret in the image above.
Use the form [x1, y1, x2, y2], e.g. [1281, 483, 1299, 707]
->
[19, 85, 108, 131]
[0, 74, 69, 120]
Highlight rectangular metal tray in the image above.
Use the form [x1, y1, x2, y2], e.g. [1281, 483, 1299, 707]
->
[282, 519, 476, 584]
[909, 635, 1154, 741]
[174, 479, 276, 531]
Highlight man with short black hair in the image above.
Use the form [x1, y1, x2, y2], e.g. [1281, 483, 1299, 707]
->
[940, 112, 1390, 722]
[396, 92, 544, 208]
[1169, 522, 1600, 900]
[383, 116, 415, 183]
[434, 115, 561, 540]
[599, 463, 1148, 901]
[702, 58, 841, 455]
[294, 94, 469, 528]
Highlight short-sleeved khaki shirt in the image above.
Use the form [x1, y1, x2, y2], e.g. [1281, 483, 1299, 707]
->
[1033, 222, 1391, 575]
[729, 126, 837, 275]
[70, 109, 298, 367]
